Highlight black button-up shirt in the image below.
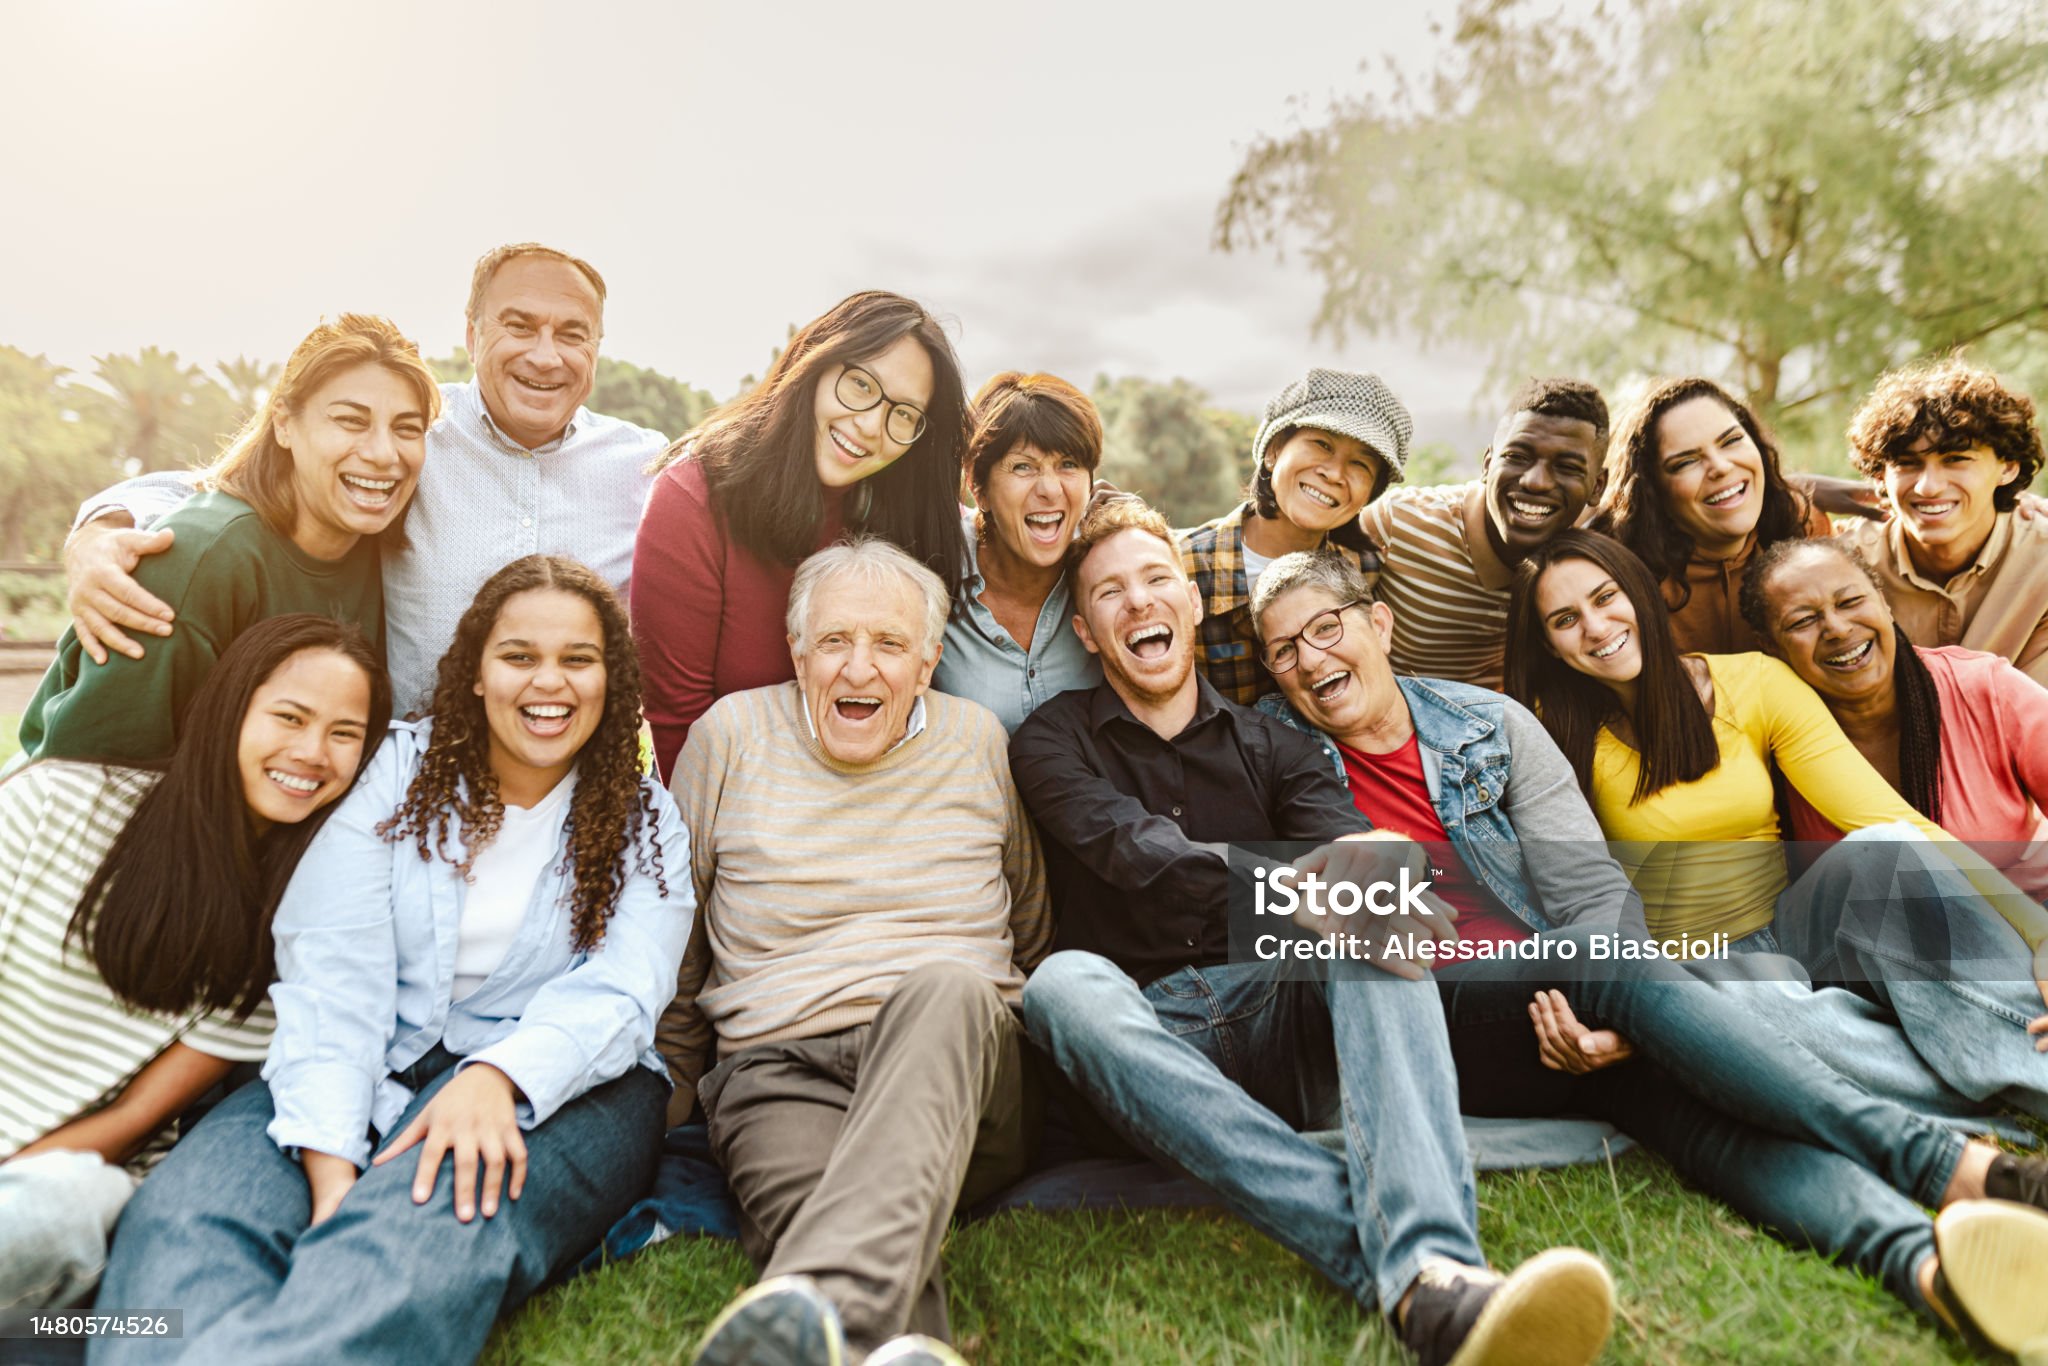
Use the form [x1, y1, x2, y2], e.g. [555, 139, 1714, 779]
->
[1010, 675, 1362, 986]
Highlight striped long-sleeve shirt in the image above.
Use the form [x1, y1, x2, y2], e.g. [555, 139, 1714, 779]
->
[655, 683, 1051, 1123]
[1360, 481, 1518, 690]
[0, 762, 272, 1165]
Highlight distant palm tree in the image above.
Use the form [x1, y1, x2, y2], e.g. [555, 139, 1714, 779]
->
[214, 355, 280, 418]
[84, 348, 234, 473]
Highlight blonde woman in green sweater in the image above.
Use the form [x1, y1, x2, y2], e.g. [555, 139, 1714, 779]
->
[17, 314, 437, 766]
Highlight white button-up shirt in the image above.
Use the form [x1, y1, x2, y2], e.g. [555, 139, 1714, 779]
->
[82, 380, 668, 715]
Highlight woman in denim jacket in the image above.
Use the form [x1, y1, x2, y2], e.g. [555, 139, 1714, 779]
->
[1250, 546, 2048, 1357]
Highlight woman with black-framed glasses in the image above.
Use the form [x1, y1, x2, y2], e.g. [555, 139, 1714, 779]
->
[631, 292, 970, 778]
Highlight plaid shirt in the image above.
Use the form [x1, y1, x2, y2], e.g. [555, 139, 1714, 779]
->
[1177, 503, 1376, 707]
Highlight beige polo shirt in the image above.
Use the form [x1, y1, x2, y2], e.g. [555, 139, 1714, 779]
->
[1840, 512, 2048, 687]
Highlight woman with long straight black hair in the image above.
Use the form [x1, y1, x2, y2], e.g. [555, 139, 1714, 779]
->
[0, 613, 390, 1324]
[92, 556, 692, 1366]
[1503, 529, 2040, 953]
[631, 291, 969, 777]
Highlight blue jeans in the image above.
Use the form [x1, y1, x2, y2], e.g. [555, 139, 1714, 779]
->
[88, 1048, 667, 1365]
[1770, 826, 2048, 1120]
[1022, 951, 1483, 1313]
[1434, 930, 1959, 1311]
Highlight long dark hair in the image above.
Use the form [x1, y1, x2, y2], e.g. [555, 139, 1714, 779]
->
[1505, 530, 1719, 803]
[68, 615, 392, 1017]
[378, 555, 667, 952]
[1739, 536, 1943, 822]
[658, 291, 967, 597]
[1591, 377, 1808, 608]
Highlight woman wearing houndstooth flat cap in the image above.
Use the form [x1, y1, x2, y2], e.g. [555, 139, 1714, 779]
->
[1179, 367, 1413, 705]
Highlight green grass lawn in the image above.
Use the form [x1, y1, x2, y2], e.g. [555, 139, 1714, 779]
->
[481, 1149, 1968, 1365]
[0, 700, 1994, 1361]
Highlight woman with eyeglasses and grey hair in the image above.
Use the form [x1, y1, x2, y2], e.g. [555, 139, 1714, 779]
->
[631, 292, 970, 780]
[1180, 367, 1412, 706]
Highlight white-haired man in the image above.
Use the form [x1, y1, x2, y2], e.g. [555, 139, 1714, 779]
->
[661, 538, 1051, 1366]
[60, 242, 665, 714]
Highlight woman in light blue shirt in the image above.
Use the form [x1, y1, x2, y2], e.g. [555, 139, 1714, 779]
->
[94, 555, 694, 1366]
[932, 372, 1105, 733]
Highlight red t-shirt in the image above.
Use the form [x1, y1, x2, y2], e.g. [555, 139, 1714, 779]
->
[1334, 735, 1532, 952]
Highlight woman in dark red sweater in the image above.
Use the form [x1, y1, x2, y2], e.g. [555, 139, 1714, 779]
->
[631, 292, 969, 778]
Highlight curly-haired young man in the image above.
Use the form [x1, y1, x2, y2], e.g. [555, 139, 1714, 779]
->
[1839, 357, 2048, 685]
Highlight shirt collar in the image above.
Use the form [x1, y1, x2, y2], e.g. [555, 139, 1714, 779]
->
[1086, 672, 1228, 737]
[462, 377, 582, 456]
[1885, 511, 2011, 594]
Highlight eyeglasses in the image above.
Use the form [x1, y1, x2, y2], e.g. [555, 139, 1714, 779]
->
[835, 365, 928, 446]
[1260, 599, 1367, 673]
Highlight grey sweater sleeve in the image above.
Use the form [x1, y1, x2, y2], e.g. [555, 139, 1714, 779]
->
[1498, 699, 1646, 933]
[73, 469, 201, 533]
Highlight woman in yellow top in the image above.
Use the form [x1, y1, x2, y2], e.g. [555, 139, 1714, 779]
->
[1502, 532, 2048, 1085]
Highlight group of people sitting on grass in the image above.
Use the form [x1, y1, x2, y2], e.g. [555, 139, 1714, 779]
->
[3, 240, 2047, 1366]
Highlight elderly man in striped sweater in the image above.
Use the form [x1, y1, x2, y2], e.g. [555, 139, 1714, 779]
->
[660, 537, 1052, 1366]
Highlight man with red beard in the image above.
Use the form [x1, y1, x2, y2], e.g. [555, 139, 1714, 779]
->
[1008, 494, 1616, 1366]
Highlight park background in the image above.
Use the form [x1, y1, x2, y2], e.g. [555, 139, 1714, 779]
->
[3, 0, 2046, 1359]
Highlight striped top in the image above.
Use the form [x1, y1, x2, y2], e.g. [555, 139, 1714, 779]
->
[1361, 481, 1517, 689]
[655, 683, 1051, 1119]
[0, 762, 273, 1166]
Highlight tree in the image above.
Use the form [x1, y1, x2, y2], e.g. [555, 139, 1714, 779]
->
[77, 347, 237, 474]
[590, 359, 718, 441]
[1091, 376, 1253, 528]
[426, 347, 473, 385]
[0, 348, 120, 561]
[214, 356, 279, 415]
[1218, 0, 2048, 456]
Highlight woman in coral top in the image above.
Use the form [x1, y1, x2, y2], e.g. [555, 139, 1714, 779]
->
[1742, 536, 2048, 1095]
[1506, 529, 2048, 1118]
[631, 292, 969, 779]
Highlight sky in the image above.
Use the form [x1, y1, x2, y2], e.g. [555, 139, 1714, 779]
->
[2, 0, 1498, 446]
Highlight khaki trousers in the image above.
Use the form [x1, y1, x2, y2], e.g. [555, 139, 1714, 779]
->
[700, 962, 1034, 1353]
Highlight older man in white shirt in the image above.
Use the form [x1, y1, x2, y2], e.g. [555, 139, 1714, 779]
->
[60, 242, 666, 714]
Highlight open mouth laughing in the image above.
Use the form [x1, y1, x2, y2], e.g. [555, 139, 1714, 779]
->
[1506, 495, 1560, 526]
[340, 472, 400, 510]
[519, 702, 574, 737]
[1297, 483, 1341, 511]
[1125, 622, 1173, 661]
[833, 695, 883, 722]
[1820, 639, 1876, 673]
[1306, 665, 1353, 706]
[1023, 510, 1066, 545]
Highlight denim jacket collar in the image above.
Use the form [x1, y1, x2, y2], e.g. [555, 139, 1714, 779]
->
[1254, 677, 1548, 931]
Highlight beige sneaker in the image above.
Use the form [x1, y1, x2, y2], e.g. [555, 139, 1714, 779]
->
[1399, 1249, 1615, 1366]
[1933, 1200, 2048, 1360]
